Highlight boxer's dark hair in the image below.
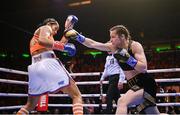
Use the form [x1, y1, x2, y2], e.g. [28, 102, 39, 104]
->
[38, 18, 58, 27]
[42, 18, 58, 25]
[110, 25, 131, 40]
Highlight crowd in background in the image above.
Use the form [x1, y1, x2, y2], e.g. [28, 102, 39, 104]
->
[0, 49, 180, 114]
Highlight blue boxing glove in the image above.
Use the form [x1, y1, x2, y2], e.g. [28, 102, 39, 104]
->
[114, 48, 137, 68]
[64, 43, 76, 56]
[64, 29, 85, 43]
[67, 15, 78, 24]
[65, 15, 78, 30]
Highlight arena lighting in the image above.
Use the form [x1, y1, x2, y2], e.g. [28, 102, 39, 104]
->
[62, 52, 68, 56]
[156, 46, 171, 52]
[176, 45, 180, 49]
[22, 53, 30, 58]
[0, 53, 7, 58]
[84, 51, 103, 58]
[89, 51, 102, 55]
[68, 0, 91, 7]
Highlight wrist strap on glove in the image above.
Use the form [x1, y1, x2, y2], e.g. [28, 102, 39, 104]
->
[126, 56, 137, 68]
[76, 34, 85, 43]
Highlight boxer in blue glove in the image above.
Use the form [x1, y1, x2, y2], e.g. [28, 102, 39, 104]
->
[65, 15, 78, 30]
[65, 25, 159, 114]
[17, 18, 83, 115]
[61, 15, 79, 45]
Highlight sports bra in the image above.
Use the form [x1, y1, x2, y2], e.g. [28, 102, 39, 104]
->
[30, 33, 53, 55]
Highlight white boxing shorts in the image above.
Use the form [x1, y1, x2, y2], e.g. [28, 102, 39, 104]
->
[28, 50, 71, 96]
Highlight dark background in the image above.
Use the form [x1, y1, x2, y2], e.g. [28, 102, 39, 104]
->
[0, 0, 180, 53]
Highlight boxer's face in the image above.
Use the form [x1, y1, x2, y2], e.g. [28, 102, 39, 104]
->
[110, 30, 124, 48]
[51, 24, 59, 35]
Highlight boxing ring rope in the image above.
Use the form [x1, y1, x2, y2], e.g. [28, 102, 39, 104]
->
[0, 67, 180, 110]
[1, 92, 180, 97]
[1, 67, 180, 76]
[0, 103, 180, 110]
[0, 67, 28, 75]
[1, 78, 180, 85]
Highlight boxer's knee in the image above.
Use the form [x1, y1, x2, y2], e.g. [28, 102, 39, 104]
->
[117, 96, 128, 107]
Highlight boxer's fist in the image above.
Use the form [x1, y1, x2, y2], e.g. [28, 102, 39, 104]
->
[52, 41, 76, 56]
[64, 29, 85, 43]
[64, 43, 76, 56]
[114, 48, 137, 68]
[114, 48, 130, 63]
[64, 29, 78, 39]
[65, 15, 78, 30]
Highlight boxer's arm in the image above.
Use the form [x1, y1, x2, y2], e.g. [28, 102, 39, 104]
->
[59, 15, 78, 44]
[114, 42, 147, 72]
[60, 36, 69, 44]
[133, 42, 147, 72]
[37, 26, 75, 54]
[37, 26, 54, 48]
[65, 15, 78, 30]
[52, 42, 76, 56]
[82, 38, 112, 51]
[64, 29, 112, 51]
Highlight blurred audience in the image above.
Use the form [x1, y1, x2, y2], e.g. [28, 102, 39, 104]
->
[0, 50, 180, 114]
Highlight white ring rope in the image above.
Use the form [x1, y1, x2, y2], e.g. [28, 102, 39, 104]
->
[0, 67, 28, 75]
[0, 103, 180, 110]
[48, 103, 180, 107]
[0, 79, 28, 85]
[1, 78, 180, 86]
[0, 67, 180, 111]
[0, 93, 180, 97]
[1, 67, 180, 76]
[0, 105, 23, 110]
